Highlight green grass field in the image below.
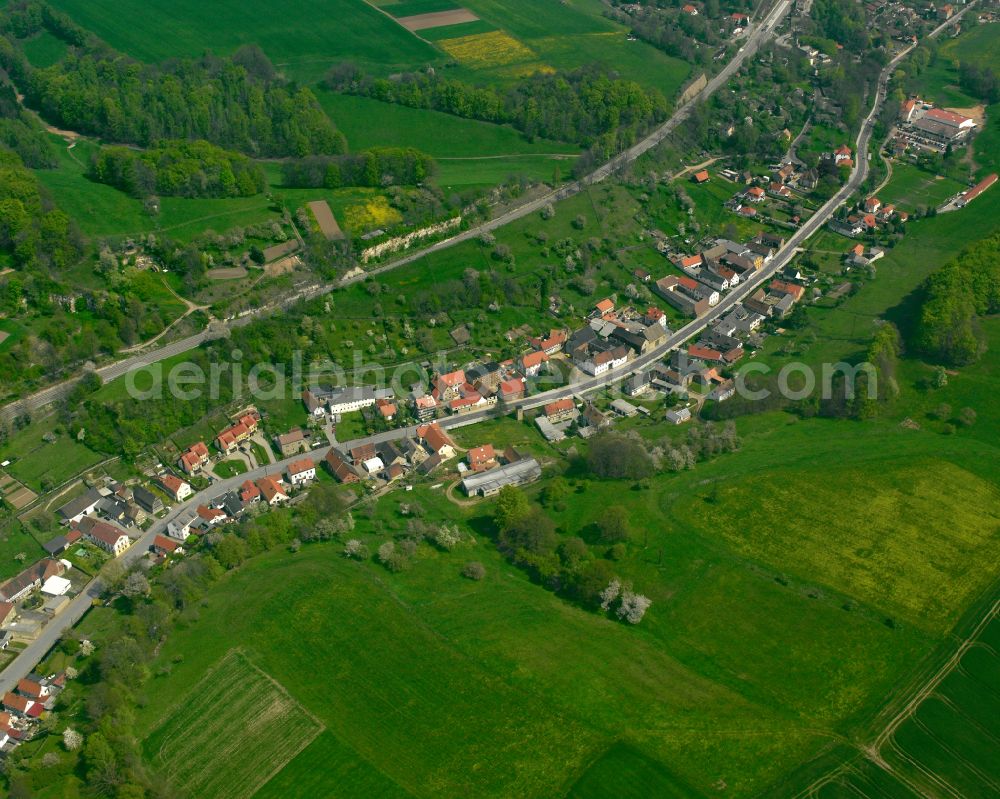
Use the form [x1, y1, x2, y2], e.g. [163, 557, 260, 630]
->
[20, 30, 68, 68]
[0, 519, 48, 582]
[317, 92, 580, 159]
[0, 417, 105, 492]
[48, 0, 439, 82]
[878, 162, 965, 211]
[144, 650, 324, 799]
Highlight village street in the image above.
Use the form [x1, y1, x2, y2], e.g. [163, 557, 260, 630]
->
[0, 0, 975, 697]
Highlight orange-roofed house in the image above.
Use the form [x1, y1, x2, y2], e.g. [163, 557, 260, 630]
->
[467, 444, 498, 473]
[417, 423, 456, 459]
[434, 370, 466, 401]
[240, 479, 262, 504]
[519, 349, 549, 377]
[152, 535, 181, 556]
[691, 169, 710, 183]
[500, 377, 526, 401]
[324, 450, 360, 483]
[594, 298, 615, 316]
[770, 280, 805, 302]
[682, 3, 698, 13]
[17, 679, 48, 701]
[376, 398, 397, 421]
[834, 144, 852, 163]
[864, 197, 881, 214]
[287, 458, 316, 487]
[158, 474, 192, 503]
[256, 477, 288, 506]
[544, 398, 576, 422]
[688, 344, 724, 362]
[678, 254, 703, 269]
[745, 186, 766, 203]
[178, 442, 210, 474]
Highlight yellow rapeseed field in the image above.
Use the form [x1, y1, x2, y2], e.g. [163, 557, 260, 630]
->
[438, 30, 536, 69]
[343, 195, 403, 232]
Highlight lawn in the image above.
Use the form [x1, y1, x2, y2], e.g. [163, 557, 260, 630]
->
[144, 649, 324, 799]
[0, 519, 48, 583]
[48, 0, 440, 82]
[212, 459, 247, 478]
[878, 162, 965, 211]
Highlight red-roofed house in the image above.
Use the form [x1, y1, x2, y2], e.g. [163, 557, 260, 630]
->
[79, 518, 131, 557]
[178, 442, 210, 474]
[925, 107, 974, 129]
[770, 280, 805, 302]
[287, 458, 316, 487]
[2, 693, 34, 717]
[256, 477, 288, 505]
[834, 144, 852, 163]
[594, 298, 615, 316]
[215, 414, 258, 454]
[692, 169, 710, 183]
[467, 444, 497, 473]
[413, 394, 438, 421]
[678, 254, 703, 269]
[745, 186, 765, 202]
[435, 370, 466, 401]
[158, 474, 192, 502]
[499, 377, 526, 401]
[417, 423, 456, 459]
[152, 535, 181, 556]
[240, 479, 261, 504]
[519, 349, 549, 377]
[196, 505, 227, 527]
[544, 398, 576, 422]
[324, 450, 360, 483]
[864, 197, 881, 214]
[17, 679, 48, 701]
[376, 398, 397, 421]
[863, 213, 878, 230]
[529, 329, 567, 355]
[900, 98, 917, 122]
[688, 344, 724, 362]
[849, 243, 864, 258]
[682, 3, 698, 13]
[738, 206, 757, 217]
[956, 173, 998, 207]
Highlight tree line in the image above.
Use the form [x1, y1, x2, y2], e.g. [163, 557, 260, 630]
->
[915, 232, 1000, 365]
[90, 140, 267, 199]
[958, 62, 999, 104]
[0, 1, 346, 160]
[0, 148, 81, 272]
[0, 79, 56, 168]
[325, 63, 669, 155]
[281, 147, 437, 189]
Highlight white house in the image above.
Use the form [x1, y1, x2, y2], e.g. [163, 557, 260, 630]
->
[158, 474, 192, 503]
[327, 386, 377, 415]
[287, 458, 317, 487]
[167, 509, 198, 540]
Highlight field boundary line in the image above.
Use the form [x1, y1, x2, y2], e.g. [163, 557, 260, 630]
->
[147, 647, 325, 799]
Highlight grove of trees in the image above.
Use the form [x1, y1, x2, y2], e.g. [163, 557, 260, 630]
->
[91, 140, 267, 199]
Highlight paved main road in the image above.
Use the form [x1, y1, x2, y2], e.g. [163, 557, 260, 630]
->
[1, 2, 971, 694]
[0, 0, 792, 427]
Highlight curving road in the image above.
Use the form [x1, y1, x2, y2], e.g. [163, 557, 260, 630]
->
[1, 2, 974, 695]
[0, 0, 791, 426]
